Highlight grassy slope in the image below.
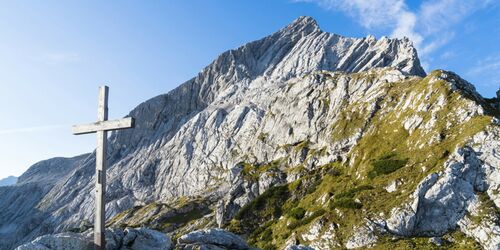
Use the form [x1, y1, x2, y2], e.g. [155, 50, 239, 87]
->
[226, 70, 496, 249]
[103, 70, 497, 249]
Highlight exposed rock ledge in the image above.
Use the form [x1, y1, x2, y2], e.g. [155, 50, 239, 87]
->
[15, 228, 252, 250]
[16, 227, 171, 250]
[177, 228, 251, 249]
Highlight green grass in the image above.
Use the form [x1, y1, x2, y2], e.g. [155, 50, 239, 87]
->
[233, 185, 289, 224]
[106, 197, 211, 233]
[225, 70, 496, 249]
[286, 209, 326, 230]
[258, 132, 269, 142]
[373, 230, 482, 249]
[368, 154, 408, 179]
[286, 207, 306, 220]
[330, 197, 362, 209]
[293, 140, 310, 153]
[334, 185, 373, 199]
[240, 159, 282, 182]
[159, 208, 204, 225]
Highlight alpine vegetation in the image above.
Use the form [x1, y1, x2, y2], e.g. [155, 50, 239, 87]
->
[4, 16, 499, 250]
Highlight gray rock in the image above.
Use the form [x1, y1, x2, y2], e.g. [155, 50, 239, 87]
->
[0, 16, 426, 248]
[17, 228, 172, 250]
[429, 237, 444, 246]
[386, 126, 500, 250]
[180, 244, 226, 250]
[0, 175, 18, 187]
[15, 232, 92, 250]
[16, 242, 50, 250]
[1, 14, 498, 250]
[177, 228, 249, 250]
[124, 228, 172, 250]
[284, 245, 315, 250]
[345, 225, 378, 249]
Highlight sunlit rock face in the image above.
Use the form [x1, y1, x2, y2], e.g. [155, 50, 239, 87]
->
[1, 16, 498, 250]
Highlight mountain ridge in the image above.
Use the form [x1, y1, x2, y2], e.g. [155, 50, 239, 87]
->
[0, 175, 17, 187]
[2, 16, 498, 250]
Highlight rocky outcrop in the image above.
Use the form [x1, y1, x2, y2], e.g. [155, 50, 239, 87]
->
[0, 16, 428, 249]
[16, 232, 92, 250]
[177, 228, 250, 250]
[0, 154, 90, 249]
[284, 245, 315, 250]
[0, 175, 18, 187]
[386, 125, 500, 250]
[345, 224, 378, 249]
[1, 15, 498, 250]
[16, 227, 172, 250]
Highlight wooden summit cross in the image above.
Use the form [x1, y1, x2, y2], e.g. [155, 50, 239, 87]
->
[72, 86, 135, 250]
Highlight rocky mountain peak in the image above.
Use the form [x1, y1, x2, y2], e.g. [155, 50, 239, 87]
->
[3, 17, 497, 250]
[279, 16, 320, 36]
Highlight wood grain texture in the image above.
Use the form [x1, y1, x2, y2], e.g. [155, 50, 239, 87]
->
[72, 117, 135, 135]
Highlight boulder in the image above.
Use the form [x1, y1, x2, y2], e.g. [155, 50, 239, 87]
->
[16, 227, 172, 250]
[177, 228, 249, 250]
[16, 232, 92, 250]
[284, 245, 315, 250]
[122, 227, 172, 250]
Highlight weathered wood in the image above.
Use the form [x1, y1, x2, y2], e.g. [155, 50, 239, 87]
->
[72, 86, 135, 250]
[95, 128, 106, 250]
[94, 86, 108, 250]
[72, 117, 134, 135]
[98, 86, 109, 122]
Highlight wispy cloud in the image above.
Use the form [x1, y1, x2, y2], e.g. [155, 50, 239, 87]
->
[37, 52, 81, 65]
[0, 124, 68, 135]
[467, 53, 500, 88]
[468, 54, 500, 75]
[440, 51, 456, 60]
[293, 0, 492, 56]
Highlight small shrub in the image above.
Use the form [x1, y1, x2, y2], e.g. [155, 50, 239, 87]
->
[258, 133, 269, 142]
[293, 140, 310, 152]
[335, 185, 373, 199]
[239, 159, 282, 182]
[306, 179, 322, 194]
[262, 243, 277, 250]
[330, 197, 362, 209]
[260, 228, 273, 241]
[368, 153, 408, 179]
[234, 185, 289, 221]
[287, 207, 306, 220]
[287, 209, 325, 230]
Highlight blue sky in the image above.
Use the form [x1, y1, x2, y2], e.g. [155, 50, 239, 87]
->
[0, 0, 498, 180]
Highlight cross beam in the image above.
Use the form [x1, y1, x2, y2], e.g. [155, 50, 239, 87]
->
[72, 117, 134, 135]
[72, 86, 135, 250]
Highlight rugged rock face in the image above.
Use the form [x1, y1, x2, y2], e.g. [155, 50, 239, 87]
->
[0, 154, 90, 248]
[0, 175, 18, 187]
[177, 228, 250, 250]
[17, 232, 92, 250]
[16, 227, 172, 250]
[16, 228, 249, 250]
[0, 16, 498, 249]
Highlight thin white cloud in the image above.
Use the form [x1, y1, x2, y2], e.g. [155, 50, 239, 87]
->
[37, 52, 81, 65]
[297, 0, 407, 28]
[440, 51, 456, 60]
[419, 0, 491, 35]
[390, 10, 422, 48]
[293, 0, 492, 57]
[419, 32, 454, 56]
[467, 54, 500, 88]
[468, 55, 500, 75]
[0, 124, 68, 135]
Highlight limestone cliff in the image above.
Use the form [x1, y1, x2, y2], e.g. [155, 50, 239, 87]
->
[1, 16, 498, 250]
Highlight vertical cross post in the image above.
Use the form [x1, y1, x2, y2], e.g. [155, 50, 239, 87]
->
[72, 86, 135, 250]
[95, 86, 108, 249]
